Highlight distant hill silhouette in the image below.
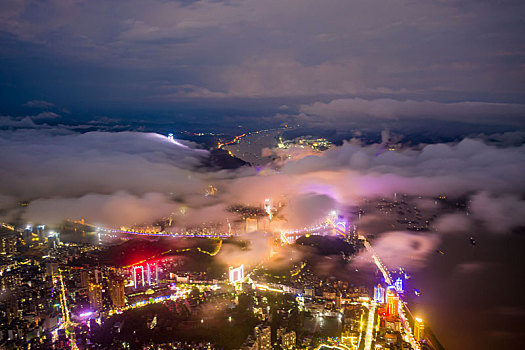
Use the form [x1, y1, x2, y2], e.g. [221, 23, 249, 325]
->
[202, 148, 249, 169]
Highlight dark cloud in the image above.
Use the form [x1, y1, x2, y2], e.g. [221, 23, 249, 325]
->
[0, 113, 60, 129]
[31, 111, 60, 120]
[298, 98, 525, 126]
[23, 100, 55, 108]
[477, 131, 525, 147]
[0, 116, 42, 128]
[0, 0, 524, 122]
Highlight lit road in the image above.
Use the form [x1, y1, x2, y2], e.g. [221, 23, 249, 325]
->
[217, 133, 246, 149]
[363, 301, 376, 350]
[55, 271, 80, 350]
[362, 238, 392, 285]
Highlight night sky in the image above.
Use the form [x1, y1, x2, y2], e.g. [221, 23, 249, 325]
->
[1, 0, 525, 131]
[1, 1, 525, 349]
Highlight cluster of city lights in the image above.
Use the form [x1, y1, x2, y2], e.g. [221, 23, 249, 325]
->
[362, 236, 422, 350]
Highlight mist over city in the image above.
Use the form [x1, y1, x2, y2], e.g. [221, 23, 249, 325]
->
[1, 1, 524, 350]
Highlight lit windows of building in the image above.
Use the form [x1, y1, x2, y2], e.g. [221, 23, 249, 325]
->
[1, 272, 21, 291]
[254, 325, 271, 350]
[108, 275, 126, 309]
[88, 282, 103, 309]
[0, 235, 17, 255]
[277, 328, 296, 350]
[414, 317, 425, 341]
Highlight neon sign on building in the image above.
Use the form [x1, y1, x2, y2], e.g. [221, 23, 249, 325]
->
[394, 277, 404, 293]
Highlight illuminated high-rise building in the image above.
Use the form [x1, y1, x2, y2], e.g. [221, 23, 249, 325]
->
[88, 282, 103, 309]
[79, 270, 89, 288]
[47, 231, 60, 249]
[108, 275, 126, 309]
[279, 329, 296, 350]
[414, 317, 425, 341]
[36, 225, 46, 243]
[146, 262, 159, 286]
[22, 227, 33, 245]
[241, 338, 259, 350]
[254, 325, 271, 350]
[386, 288, 399, 317]
[1, 272, 21, 291]
[133, 265, 144, 288]
[0, 234, 17, 255]
[374, 284, 385, 303]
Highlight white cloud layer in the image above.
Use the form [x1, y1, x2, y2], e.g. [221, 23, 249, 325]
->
[0, 127, 524, 240]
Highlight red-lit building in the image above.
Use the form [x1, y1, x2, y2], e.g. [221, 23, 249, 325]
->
[386, 288, 399, 317]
